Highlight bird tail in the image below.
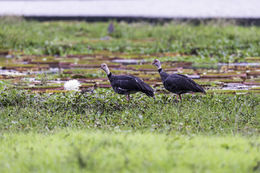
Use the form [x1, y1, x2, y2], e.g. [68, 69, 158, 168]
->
[195, 84, 206, 94]
[140, 81, 154, 97]
[188, 78, 206, 94]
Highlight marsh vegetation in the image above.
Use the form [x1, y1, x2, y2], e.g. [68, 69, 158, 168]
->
[0, 17, 260, 172]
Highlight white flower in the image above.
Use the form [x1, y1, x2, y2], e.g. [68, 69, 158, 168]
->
[64, 80, 81, 91]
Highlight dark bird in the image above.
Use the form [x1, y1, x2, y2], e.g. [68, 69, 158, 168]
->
[101, 63, 154, 101]
[107, 22, 114, 35]
[152, 59, 206, 101]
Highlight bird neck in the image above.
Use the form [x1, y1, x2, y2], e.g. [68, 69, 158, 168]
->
[107, 72, 112, 78]
[104, 67, 110, 75]
[158, 68, 169, 81]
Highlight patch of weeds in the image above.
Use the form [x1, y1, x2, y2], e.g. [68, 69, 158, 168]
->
[0, 88, 259, 135]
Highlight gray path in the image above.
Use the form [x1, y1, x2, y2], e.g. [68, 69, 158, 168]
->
[0, 0, 260, 18]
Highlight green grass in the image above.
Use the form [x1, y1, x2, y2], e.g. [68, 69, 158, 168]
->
[0, 131, 260, 173]
[0, 89, 259, 135]
[1, 17, 260, 63]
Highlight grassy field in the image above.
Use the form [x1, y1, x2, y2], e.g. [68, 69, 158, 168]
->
[0, 89, 259, 172]
[1, 17, 260, 63]
[0, 89, 259, 134]
[0, 17, 260, 172]
[1, 131, 260, 173]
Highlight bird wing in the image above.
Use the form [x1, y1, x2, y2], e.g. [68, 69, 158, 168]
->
[133, 76, 154, 97]
[163, 77, 181, 92]
[111, 75, 154, 96]
[164, 75, 205, 94]
[176, 75, 205, 93]
[175, 74, 189, 78]
[111, 75, 141, 93]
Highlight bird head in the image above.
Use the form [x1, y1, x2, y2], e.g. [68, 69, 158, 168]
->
[152, 59, 161, 69]
[100, 63, 110, 74]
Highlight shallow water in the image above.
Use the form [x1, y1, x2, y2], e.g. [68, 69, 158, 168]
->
[222, 83, 257, 90]
[218, 62, 260, 66]
[112, 59, 144, 65]
[1, 54, 259, 94]
[0, 69, 24, 76]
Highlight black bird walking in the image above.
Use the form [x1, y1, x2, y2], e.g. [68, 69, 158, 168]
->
[152, 59, 206, 101]
[101, 63, 154, 101]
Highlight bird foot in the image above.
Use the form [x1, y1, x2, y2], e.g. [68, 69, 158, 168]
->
[173, 95, 182, 103]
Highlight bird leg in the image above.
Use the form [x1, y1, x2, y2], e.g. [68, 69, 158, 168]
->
[175, 94, 182, 102]
[179, 94, 182, 101]
[126, 94, 130, 101]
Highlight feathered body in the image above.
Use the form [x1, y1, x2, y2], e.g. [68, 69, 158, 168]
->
[101, 63, 154, 100]
[159, 69, 205, 95]
[107, 73, 154, 97]
[152, 59, 205, 100]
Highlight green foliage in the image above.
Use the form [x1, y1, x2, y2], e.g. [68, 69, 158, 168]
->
[0, 131, 260, 173]
[1, 18, 260, 62]
[0, 88, 259, 134]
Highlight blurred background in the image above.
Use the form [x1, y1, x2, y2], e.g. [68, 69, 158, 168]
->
[1, 0, 260, 23]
